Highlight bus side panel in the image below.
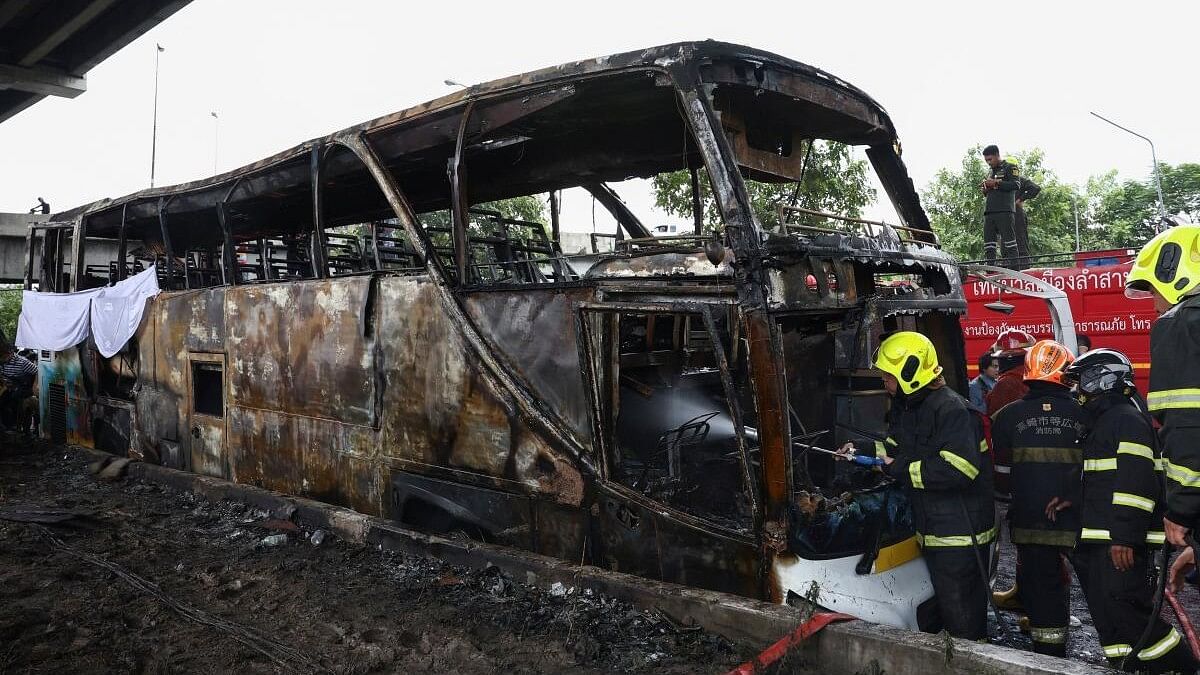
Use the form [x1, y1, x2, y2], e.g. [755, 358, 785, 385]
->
[376, 277, 585, 506]
[227, 279, 376, 427]
[227, 406, 382, 515]
[462, 288, 595, 450]
[130, 289, 227, 468]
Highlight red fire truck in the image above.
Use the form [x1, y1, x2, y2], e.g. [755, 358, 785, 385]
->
[963, 250, 1156, 391]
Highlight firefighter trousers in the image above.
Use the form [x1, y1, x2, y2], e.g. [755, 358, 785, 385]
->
[1071, 544, 1196, 673]
[983, 212, 1019, 268]
[925, 545, 989, 641]
[1016, 544, 1071, 656]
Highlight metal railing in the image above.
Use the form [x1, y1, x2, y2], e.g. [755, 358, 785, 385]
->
[615, 234, 712, 254]
[775, 205, 940, 247]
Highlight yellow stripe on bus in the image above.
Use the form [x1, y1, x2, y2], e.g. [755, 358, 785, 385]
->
[873, 536, 922, 573]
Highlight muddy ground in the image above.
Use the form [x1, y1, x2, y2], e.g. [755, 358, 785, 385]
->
[3, 440, 1198, 674]
[0, 441, 752, 674]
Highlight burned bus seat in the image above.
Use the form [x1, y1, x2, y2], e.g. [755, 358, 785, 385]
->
[372, 223, 423, 272]
[322, 232, 365, 276]
[263, 236, 314, 281]
[183, 249, 222, 288]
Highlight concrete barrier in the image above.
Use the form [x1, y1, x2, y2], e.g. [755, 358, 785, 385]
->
[94, 450, 1109, 674]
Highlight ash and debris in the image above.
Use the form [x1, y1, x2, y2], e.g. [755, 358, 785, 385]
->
[0, 441, 749, 674]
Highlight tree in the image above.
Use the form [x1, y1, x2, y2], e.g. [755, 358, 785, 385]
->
[418, 195, 547, 230]
[924, 146, 1086, 262]
[650, 141, 875, 232]
[1094, 162, 1200, 248]
[0, 289, 20, 345]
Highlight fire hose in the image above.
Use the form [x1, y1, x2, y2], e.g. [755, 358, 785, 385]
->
[1126, 534, 1200, 669]
[1164, 585, 1200, 662]
[722, 612, 854, 675]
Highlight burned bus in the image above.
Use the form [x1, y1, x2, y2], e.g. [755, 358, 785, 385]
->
[30, 42, 970, 631]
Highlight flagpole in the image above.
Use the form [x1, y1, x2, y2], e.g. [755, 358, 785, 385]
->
[150, 43, 164, 187]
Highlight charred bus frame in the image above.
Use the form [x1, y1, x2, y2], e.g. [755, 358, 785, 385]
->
[30, 42, 968, 628]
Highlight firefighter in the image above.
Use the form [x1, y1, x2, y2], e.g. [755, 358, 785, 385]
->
[990, 340, 1084, 656]
[870, 331, 995, 640]
[986, 328, 1036, 501]
[1125, 221, 1200, 551]
[1013, 172, 1041, 271]
[1064, 348, 1194, 673]
[980, 145, 1022, 267]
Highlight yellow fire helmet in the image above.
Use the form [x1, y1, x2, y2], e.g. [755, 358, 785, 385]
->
[874, 331, 943, 395]
[1126, 220, 1200, 305]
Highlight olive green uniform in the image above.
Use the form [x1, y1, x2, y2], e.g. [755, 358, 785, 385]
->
[983, 160, 1021, 266]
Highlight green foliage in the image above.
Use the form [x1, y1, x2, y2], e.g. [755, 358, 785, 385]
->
[922, 148, 990, 260]
[1094, 162, 1200, 248]
[418, 196, 547, 230]
[482, 195, 547, 224]
[650, 141, 875, 232]
[0, 288, 20, 345]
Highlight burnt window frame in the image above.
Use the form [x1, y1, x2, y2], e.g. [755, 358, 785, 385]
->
[577, 302, 759, 533]
[189, 358, 225, 418]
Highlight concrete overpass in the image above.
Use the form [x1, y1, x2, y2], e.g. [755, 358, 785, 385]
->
[0, 0, 192, 124]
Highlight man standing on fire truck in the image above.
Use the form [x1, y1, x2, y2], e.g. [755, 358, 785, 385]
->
[865, 332, 994, 640]
[1125, 221, 1200, 593]
[991, 340, 1084, 656]
[981, 145, 1022, 267]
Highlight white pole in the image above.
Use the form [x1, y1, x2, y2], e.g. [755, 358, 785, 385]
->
[151, 44, 164, 187]
[211, 111, 219, 175]
[1072, 198, 1081, 252]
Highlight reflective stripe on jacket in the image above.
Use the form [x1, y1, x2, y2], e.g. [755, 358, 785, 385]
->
[1080, 392, 1166, 547]
[1149, 295, 1200, 528]
[991, 383, 1085, 547]
[883, 384, 995, 545]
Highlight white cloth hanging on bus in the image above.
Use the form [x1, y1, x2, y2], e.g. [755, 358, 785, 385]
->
[14, 265, 161, 355]
[90, 265, 160, 358]
[15, 286, 102, 351]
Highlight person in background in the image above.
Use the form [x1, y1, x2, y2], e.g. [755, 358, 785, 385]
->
[1065, 349, 1192, 672]
[1076, 334, 1092, 355]
[1013, 174, 1041, 270]
[986, 329, 1036, 417]
[969, 352, 999, 413]
[987, 328, 1036, 609]
[0, 343, 36, 431]
[980, 145, 1022, 267]
[986, 329, 1036, 502]
[991, 340, 1084, 656]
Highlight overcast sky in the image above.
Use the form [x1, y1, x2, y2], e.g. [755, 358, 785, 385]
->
[1, 0, 1196, 233]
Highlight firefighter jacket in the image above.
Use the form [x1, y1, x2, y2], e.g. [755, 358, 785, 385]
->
[883, 383, 995, 548]
[986, 367, 1028, 496]
[991, 383, 1085, 547]
[1148, 294, 1200, 529]
[1079, 392, 1166, 547]
[984, 160, 1021, 213]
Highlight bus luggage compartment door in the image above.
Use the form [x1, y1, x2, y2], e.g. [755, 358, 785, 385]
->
[187, 354, 227, 478]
